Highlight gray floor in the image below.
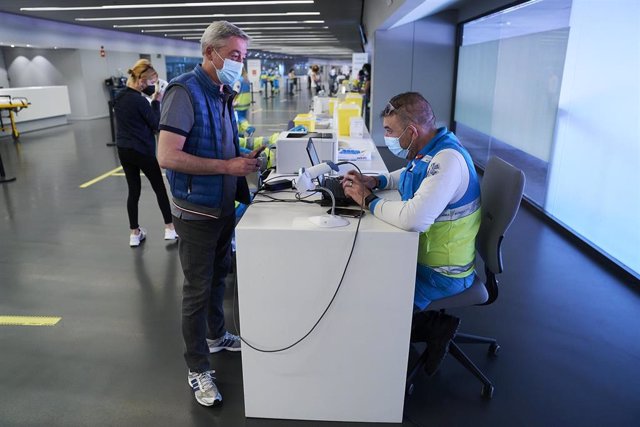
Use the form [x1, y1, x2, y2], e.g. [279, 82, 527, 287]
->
[1, 89, 639, 426]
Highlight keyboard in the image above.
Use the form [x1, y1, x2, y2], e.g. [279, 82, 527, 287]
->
[320, 177, 358, 207]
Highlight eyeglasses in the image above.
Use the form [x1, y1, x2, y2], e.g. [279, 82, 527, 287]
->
[383, 102, 398, 116]
[383, 101, 411, 122]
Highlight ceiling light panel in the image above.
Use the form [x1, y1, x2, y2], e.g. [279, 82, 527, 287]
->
[76, 12, 321, 22]
[21, 1, 314, 11]
[113, 20, 324, 28]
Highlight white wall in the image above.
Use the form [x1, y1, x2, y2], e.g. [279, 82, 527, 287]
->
[362, 0, 408, 53]
[4, 48, 68, 87]
[0, 12, 201, 119]
[371, 10, 457, 146]
[546, 0, 640, 273]
[0, 12, 200, 58]
[0, 49, 8, 88]
[0, 11, 200, 120]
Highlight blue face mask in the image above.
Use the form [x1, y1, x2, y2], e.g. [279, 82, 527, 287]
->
[384, 127, 414, 159]
[211, 50, 243, 86]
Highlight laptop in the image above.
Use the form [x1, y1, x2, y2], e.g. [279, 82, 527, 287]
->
[305, 138, 357, 207]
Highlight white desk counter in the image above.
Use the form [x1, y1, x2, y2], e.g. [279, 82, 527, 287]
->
[236, 185, 418, 423]
[0, 86, 71, 136]
[336, 132, 387, 175]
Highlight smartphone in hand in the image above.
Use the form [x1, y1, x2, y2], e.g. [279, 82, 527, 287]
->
[252, 145, 267, 158]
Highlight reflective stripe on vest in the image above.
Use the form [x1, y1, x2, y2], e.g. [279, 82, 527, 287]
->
[435, 198, 480, 222]
[235, 92, 251, 111]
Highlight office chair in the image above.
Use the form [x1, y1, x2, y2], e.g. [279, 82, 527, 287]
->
[406, 156, 526, 399]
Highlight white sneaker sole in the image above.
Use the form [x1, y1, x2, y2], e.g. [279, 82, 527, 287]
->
[187, 379, 222, 406]
[208, 346, 241, 353]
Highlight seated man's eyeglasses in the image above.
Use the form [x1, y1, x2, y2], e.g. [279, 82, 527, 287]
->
[383, 102, 398, 116]
[384, 101, 411, 121]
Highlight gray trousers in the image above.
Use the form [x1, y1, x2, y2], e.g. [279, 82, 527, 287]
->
[173, 214, 235, 372]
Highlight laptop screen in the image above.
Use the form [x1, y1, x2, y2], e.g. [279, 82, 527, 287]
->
[305, 138, 325, 186]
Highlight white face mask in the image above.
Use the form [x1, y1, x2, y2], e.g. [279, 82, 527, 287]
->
[211, 49, 243, 86]
[384, 127, 414, 159]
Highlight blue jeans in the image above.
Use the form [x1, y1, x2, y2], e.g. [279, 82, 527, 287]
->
[173, 214, 235, 372]
[414, 264, 476, 310]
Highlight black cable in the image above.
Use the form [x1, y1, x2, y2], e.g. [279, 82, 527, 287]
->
[263, 173, 297, 184]
[250, 191, 317, 204]
[232, 164, 367, 353]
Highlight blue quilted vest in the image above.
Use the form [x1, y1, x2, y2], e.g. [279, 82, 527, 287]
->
[165, 65, 244, 214]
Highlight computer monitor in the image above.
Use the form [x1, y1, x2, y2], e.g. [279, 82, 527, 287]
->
[305, 138, 325, 186]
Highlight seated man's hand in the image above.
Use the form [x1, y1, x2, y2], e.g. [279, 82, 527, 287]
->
[344, 170, 377, 190]
[342, 175, 371, 207]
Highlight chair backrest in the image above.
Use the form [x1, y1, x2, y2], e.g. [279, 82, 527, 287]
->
[420, 157, 524, 311]
[476, 156, 525, 303]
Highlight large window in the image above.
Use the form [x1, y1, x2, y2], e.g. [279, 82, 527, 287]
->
[165, 56, 200, 82]
[454, 0, 640, 277]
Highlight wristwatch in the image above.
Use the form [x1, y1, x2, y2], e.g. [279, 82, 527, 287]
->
[364, 193, 379, 208]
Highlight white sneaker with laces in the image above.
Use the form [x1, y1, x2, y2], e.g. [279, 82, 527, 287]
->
[206, 331, 241, 353]
[129, 227, 147, 247]
[187, 370, 222, 407]
[164, 228, 178, 240]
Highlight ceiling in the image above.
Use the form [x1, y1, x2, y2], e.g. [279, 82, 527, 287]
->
[0, 0, 364, 58]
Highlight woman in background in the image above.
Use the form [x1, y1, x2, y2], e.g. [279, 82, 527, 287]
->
[114, 59, 176, 247]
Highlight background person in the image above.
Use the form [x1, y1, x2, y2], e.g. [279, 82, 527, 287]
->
[157, 20, 262, 408]
[310, 64, 322, 95]
[113, 59, 176, 247]
[359, 63, 371, 129]
[287, 68, 296, 94]
[232, 68, 253, 136]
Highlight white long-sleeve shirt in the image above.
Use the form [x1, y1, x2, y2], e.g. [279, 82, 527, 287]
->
[372, 149, 470, 233]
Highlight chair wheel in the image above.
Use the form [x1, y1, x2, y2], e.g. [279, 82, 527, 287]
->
[489, 343, 500, 356]
[482, 384, 494, 399]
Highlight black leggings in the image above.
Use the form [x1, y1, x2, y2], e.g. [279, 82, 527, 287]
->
[117, 147, 172, 230]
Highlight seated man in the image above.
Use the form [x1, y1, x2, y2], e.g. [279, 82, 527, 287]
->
[342, 92, 481, 375]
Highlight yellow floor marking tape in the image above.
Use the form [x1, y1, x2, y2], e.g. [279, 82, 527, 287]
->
[79, 166, 123, 188]
[0, 316, 61, 326]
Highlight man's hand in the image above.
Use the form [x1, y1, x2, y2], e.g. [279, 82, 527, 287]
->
[226, 157, 261, 176]
[342, 175, 371, 207]
[245, 145, 266, 159]
[344, 170, 377, 190]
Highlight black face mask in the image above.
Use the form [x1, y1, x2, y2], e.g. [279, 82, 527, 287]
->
[142, 85, 155, 96]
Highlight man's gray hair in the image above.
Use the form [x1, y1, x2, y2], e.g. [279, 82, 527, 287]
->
[200, 21, 250, 54]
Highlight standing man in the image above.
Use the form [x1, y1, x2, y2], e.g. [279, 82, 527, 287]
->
[341, 92, 481, 375]
[158, 20, 261, 407]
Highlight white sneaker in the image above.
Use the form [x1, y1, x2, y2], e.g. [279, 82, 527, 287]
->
[164, 228, 178, 240]
[206, 331, 241, 353]
[129, 227, 146, 247]
[188, 370, 222, 407]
